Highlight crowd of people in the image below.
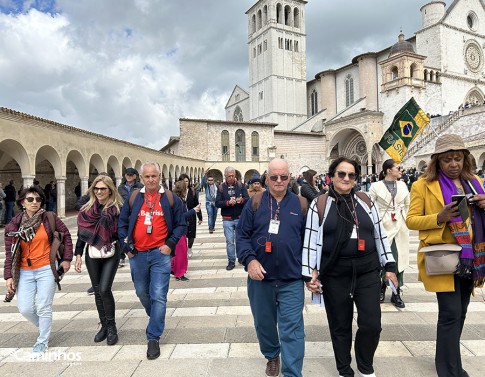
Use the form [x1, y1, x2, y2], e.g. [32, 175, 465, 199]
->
[3, 134, 485, 377]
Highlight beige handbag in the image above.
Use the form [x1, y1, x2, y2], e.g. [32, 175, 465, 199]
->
[419, 244, 461, 276]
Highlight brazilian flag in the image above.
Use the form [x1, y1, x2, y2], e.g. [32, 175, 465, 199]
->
[378, 97, 430, 162]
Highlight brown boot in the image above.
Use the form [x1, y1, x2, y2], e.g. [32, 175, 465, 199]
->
[265, 356, 280, 377]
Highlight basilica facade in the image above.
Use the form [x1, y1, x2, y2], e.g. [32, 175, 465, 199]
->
[171, 0, 485, 175]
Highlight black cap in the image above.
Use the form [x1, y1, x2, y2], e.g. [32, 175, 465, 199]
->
[125, 168, 138, 175]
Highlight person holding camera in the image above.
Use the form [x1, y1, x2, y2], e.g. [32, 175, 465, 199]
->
[75, 175, 124, 346]
[406, 134, 485, 377]
[3, 186, 72, 355]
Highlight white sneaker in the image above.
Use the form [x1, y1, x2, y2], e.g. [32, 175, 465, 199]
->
[187, 248, 193, 258]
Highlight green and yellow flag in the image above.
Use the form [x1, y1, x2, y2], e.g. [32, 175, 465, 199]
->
[378, 97, 430, 162]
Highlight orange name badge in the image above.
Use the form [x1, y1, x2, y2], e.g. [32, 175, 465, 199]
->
[265, 241, 272, 253]
[358, 239, 365, 251]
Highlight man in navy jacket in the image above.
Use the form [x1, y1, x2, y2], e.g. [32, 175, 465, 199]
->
[118, 162, 186, 360]
[236, 158, 306, 377]
[215, 166, 249, 270]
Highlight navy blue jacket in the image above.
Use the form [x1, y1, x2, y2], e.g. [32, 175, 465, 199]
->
[236, 190, 306, 285]
[118, 186, 187, 256]
[215, 181, 249, 220]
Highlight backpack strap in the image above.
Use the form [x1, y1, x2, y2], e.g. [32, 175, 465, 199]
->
[164, 189, 174, 208]
[297, 195, 308, 217]
[128, 189, 140, 210]
[317, 193, 328, 226]
[45, 211, 56, 233]
[356, 192, 372, 209]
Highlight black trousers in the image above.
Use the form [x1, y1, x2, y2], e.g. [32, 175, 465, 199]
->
[321, 253, 381, 377]
[435, 275, 473, 377]
[85, 246, 121, 322]
[188, 237, 195, 249]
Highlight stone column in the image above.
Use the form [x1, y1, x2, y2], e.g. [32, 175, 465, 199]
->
[22, 175, 35, 189]
[367, 151, 373, 174]
[56, 177, 66, 218]
[81, 177, 89, 196]
[115, 176, 122, 187]
[165, 178, 169, 189]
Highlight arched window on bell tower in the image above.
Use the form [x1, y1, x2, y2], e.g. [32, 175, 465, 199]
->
[310, 89, 318, 115]
[345, 75, 354, 107]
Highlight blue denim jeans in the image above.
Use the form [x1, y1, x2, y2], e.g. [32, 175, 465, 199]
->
[247, 279, 305, 377]
[222, 219, 238, 263]
[129, 248, 171, 341]
[205, 202, 218, 230]
[16, 265, 56, 346]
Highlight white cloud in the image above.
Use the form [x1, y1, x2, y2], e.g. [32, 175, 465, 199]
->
[0, 0, 454, 148]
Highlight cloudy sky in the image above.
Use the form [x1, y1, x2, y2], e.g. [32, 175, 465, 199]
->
[0, 0, 454, 149]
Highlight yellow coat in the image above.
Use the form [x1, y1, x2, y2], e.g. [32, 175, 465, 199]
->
[406, 177, 456, 292]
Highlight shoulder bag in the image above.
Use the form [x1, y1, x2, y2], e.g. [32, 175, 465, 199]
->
[419, 244, 461, 276]
[88, 242, 117, 259]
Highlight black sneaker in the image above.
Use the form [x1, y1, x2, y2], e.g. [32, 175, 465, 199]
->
[226, 262, 236, 271]
[87, 287, 95, 295]
[176, 276, 189, 281]
[147, 339, 160, 360]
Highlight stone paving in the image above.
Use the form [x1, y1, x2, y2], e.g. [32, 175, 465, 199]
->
[0, 204, 485, 377]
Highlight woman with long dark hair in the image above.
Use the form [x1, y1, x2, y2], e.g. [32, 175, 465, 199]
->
[369, 159, 410, 308]
[178, 174, 202, 257]
[171, 180, 201, 281]
[300, 169, 321, 205]
[75, 175, 124, 345]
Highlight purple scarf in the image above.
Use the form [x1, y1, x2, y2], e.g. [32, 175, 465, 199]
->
[438, 172, 485, 286]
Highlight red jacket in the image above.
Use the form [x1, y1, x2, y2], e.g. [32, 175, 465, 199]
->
[3, 211, 73, 281]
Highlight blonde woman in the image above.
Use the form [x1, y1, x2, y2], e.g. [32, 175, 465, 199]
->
[75, 175, 123, 345]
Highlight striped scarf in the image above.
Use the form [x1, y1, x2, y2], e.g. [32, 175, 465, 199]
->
[439, 172, 485, 286]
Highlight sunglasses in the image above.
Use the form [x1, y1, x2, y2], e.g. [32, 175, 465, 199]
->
[94, 187, 109, 192]
[268, 175, 289, 182]
[25, 197, 42, 203]
[336, 171, 356, 180]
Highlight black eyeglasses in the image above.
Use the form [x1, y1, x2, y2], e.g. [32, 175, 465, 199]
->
[94, 187, 109, 192]
[25, 197, 42, 203]
[336, 171, 356, 180]
[268, 175, 289, 182]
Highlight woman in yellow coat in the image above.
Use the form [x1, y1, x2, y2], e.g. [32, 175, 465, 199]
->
[406, 134, 485, 377]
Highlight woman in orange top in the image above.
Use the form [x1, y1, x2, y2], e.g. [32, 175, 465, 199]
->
[4, 186, 73, 355]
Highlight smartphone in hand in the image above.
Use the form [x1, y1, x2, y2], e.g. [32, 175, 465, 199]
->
[57, 266, 65, 280]
[451, 195, 466, 205]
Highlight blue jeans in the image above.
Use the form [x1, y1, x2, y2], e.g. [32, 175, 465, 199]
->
[222, 219, 238, 263]
[5, 201, 14, 225]
[247, 279, 305, 377]
[205, 202, 218, 230]
[17, 265, 57, 346]
[129, 248, 171, 341]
